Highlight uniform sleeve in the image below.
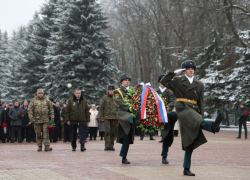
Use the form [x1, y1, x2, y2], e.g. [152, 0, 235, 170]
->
[168, 90, 176, 111]
[85, 99, 90, 122]
[160, 72, 177, 91]
[198, 84, 204, 119]
[99, 96, 105, 120]
[113, 90, 129, 111]
[28, 100, 34, 121]
[65, 99, 71, 122]
[48, 100, 54, 120]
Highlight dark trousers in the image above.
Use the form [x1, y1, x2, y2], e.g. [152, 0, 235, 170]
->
[89, 127, 97, 140]
[6, 125, 11, 141]
[71, 124, 85, 148]
[161, 138, 169, 158]
[238, 120, 247, 138]
[25, 127, 36, 142]
[183, 120, 214, 169]
[0, 127, 4, 142]
[84, 122, 88, 141]
[64, 123, 72, 141]
[11, 126, 22, 142]
[21, 127, 26, 141]
[140, 131, 154, 139]
[100, 132, 105, 139]
[119, 131, 131, 158]
[58, 126, 62, 140]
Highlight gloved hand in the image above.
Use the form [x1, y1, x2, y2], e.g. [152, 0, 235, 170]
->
[128, 116, 134, 124]
[174, 68, 186, 74]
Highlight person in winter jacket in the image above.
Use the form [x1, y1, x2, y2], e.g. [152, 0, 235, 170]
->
[236, 103, 249, 139]
[8, 100, 23, 143]
[89, 104, 99, 140]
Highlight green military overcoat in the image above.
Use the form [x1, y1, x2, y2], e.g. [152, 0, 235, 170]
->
[160, 72, 207, 150]
[157, 88, 176, 147]
[113, 86, 135, 144]
[99, 94, 117, 120]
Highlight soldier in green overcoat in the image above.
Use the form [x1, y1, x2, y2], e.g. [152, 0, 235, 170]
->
[160, 60, 222, 176]
[157, 74, 178, 164]
[113, 73, 135, 164]
[99, 84, 117, 151]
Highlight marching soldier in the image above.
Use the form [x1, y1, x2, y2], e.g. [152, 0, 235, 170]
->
[99, 85, 117, 151]
[28, 89, 54, 151]
[113, 74, 135, 164]
[160, 60, 222, 176]
[157, 74, 178, 164]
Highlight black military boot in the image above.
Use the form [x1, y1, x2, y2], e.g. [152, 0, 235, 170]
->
[81, 145, 86, 152]
[212, 112, 222, 133]
[183, 168, 195, 176]
[110, 147, 115, 151]
[122, 157, 130, 164]
[72, 146, 76, 151]
[104, 147, 109, 151]
[162, 157, 169, 164]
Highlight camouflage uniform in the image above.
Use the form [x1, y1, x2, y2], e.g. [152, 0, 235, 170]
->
[99, 94, 117, 148]
[28, 90, 54, 148]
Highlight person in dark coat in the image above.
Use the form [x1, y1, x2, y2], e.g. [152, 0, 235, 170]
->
[113, 73, 135, 164]
[8, 100, 24, 143]
[0, 101, 6, 143]
[4, 103, 13, 142]
[21, 101, 29, 142]
[65, 89, 90, 151]
[160, 60, 223, 176]
[236, 103, 249, 139]
[49, 98, 60, 143]
[157, 74, 178, 164]
[61, 101, 72, 142]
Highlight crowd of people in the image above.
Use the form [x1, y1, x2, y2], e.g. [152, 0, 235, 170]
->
[0, 60, 248, 177]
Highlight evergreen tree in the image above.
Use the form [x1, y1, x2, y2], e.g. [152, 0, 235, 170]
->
[4, 27, 27, 102]
[44, 0, 118, 102]
[200, 30, 250, 113]
[19, 0, 59, 99]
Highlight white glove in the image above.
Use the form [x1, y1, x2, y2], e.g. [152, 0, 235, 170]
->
[174, 68, 186, 74]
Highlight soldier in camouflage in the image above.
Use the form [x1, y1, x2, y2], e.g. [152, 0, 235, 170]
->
[28, 89, 54, 152]
[99, 85, 117, 151]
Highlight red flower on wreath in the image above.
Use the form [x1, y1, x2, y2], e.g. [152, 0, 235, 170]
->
[136, 85, 140, 88]
[2, 123, 7, 128]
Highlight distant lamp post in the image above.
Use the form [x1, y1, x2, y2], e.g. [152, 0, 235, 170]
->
[67, 83, 72, 89]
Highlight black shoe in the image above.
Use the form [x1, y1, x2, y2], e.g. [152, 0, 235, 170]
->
[11, 140, 14, 143]
[150, 138, 155, 140]
[110, 147, 115, 151]
[183, 168, 195, 176]
[89, 139, 92, 141]
[245, 137, 247, 139]
[81, 147, 86, 152]
[213, 112, 222, 133]
[159, 140, 163, 143]
[104, 147, 109, 151]
[236, 137, 241, 139]
[100, 138, 103, 140]
[140, 137, 143, 140]
[33, 140, 37, 142]
[162, 157, 169, 164]
[2, 140, 6, 143]
[18, 141, 22, 143]
[28, 141, 31, 143]
[72, 148, 76, 151]
[6, 140, 9, 143]
[122, 158, 130, 164]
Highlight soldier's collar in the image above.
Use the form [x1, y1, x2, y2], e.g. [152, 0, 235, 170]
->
[121, 85, 129, 91]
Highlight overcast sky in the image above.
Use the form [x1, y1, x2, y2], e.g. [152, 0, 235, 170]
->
[0, 0, 46, 36]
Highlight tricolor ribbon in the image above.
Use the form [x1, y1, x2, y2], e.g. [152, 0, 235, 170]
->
[138, 83, 168, 123]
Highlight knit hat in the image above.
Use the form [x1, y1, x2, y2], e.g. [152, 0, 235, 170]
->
[37, 89, 44, 94]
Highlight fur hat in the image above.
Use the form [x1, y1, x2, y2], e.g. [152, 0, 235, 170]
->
[158, 74, 165, 83]
[37, 89, 44, 94]
[181, 60, 196, 70]
[108, 84, 115, 90]
[119, 73, 132, 83]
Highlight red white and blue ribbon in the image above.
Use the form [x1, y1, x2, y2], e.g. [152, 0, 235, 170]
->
[138, 83, 168, 123]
